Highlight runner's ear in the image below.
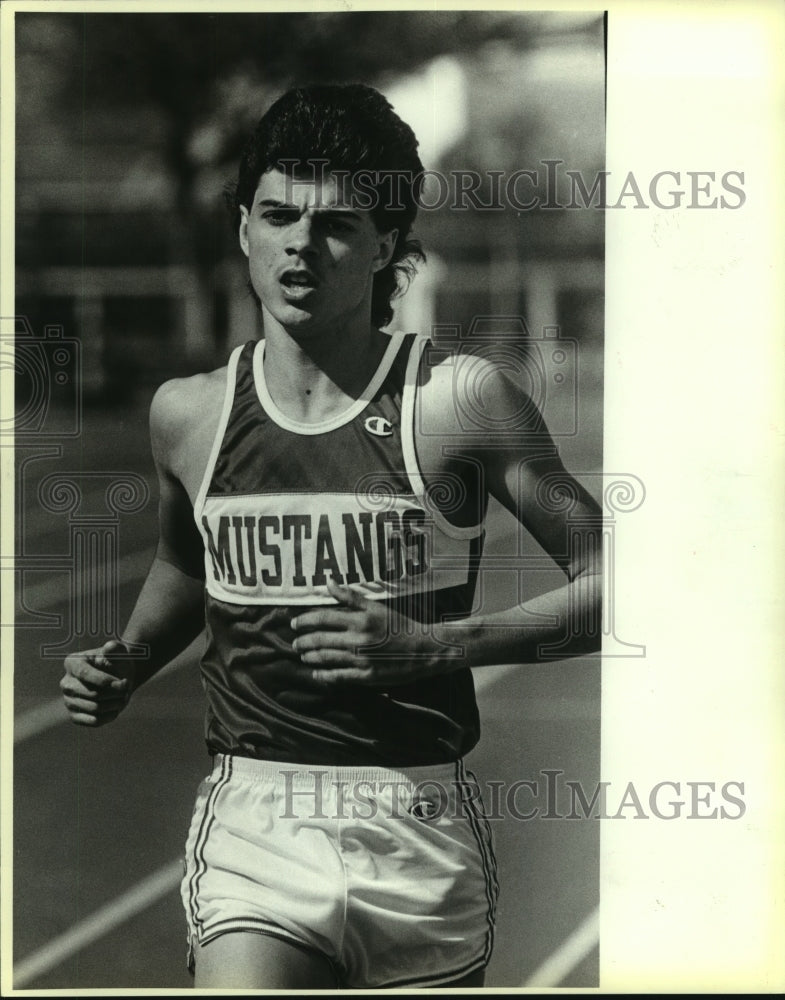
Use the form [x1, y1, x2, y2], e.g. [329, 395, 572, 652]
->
[239, 206, 250, 258]
[372, 229, 398, 273]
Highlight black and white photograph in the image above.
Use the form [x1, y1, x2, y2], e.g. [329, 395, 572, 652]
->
[1, 0, 783, 994]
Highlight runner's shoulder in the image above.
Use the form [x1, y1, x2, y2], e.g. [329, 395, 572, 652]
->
[419, 338, 545, 436]
[149, 366, 228, 461]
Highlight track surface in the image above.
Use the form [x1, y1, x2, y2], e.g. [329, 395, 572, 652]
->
[12, 398, 599, 990]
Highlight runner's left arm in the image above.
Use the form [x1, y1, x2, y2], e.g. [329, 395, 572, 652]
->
[290, 352, 602, 683]
[427, 355, 603, 669]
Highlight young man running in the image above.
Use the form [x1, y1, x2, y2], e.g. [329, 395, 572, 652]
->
[60, 83, 602, 990]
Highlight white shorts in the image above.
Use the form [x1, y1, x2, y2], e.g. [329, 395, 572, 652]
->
[180, 754, 498, 989]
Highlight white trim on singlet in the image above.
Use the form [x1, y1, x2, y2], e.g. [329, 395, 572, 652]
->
[193, 344, 244, 521]
[252, 330, 406, 436]
[401, 335, 484, 541]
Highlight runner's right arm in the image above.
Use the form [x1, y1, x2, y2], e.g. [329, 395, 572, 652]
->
[61, 380, 207, 727]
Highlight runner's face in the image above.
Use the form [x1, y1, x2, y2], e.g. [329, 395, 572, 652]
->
[239, 168, 397, 336]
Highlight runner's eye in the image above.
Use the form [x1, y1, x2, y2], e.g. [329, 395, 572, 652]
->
[262, 210, 297, 226]
[320, 216, 355, 234]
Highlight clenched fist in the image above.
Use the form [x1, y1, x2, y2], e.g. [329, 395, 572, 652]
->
[61, 639, 138, 727]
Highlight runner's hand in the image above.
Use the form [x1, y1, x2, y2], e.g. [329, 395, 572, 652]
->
[291, 578, 457, 686]
[61, 639, 137, 727]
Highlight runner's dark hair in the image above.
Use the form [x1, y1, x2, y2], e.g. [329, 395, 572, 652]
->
[227, 83, 426, 328]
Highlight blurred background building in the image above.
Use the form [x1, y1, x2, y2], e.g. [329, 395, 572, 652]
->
[16, 9, 604, 466]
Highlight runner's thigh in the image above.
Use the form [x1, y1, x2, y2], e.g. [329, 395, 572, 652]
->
[193, 930, 338, 989]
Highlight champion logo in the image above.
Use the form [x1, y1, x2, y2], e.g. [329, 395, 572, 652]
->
[364, 416, 394, 437]
[409, 798, 441, 820]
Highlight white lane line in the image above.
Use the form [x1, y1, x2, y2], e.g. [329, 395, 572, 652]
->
[12, 859, 183, 989]
[14, 648, 199, 745]
[12, 864, 599, 989]
[522, 907, 599, 987]
[476, 667, 600, 988]
[13, 697, 70, 743]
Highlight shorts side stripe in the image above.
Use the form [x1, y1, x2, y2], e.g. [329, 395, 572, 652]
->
[463, 760, 500, 910]
[456, 759, 498, 965]
[187, 755, 233, 935]
[460, 759, 500, 901]
[464, 759, 500, 928]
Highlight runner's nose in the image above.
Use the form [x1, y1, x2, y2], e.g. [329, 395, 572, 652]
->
[285, 215, 318, 258]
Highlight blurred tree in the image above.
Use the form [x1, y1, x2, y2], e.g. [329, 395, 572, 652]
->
[17, 11, 546, 360]
[73, 11, 540, 178]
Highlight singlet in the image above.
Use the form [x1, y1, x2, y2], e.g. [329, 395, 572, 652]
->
[193, 331, 486, 766]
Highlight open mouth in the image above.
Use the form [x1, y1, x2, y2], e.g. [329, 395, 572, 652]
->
[280, 271, 318, 290]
